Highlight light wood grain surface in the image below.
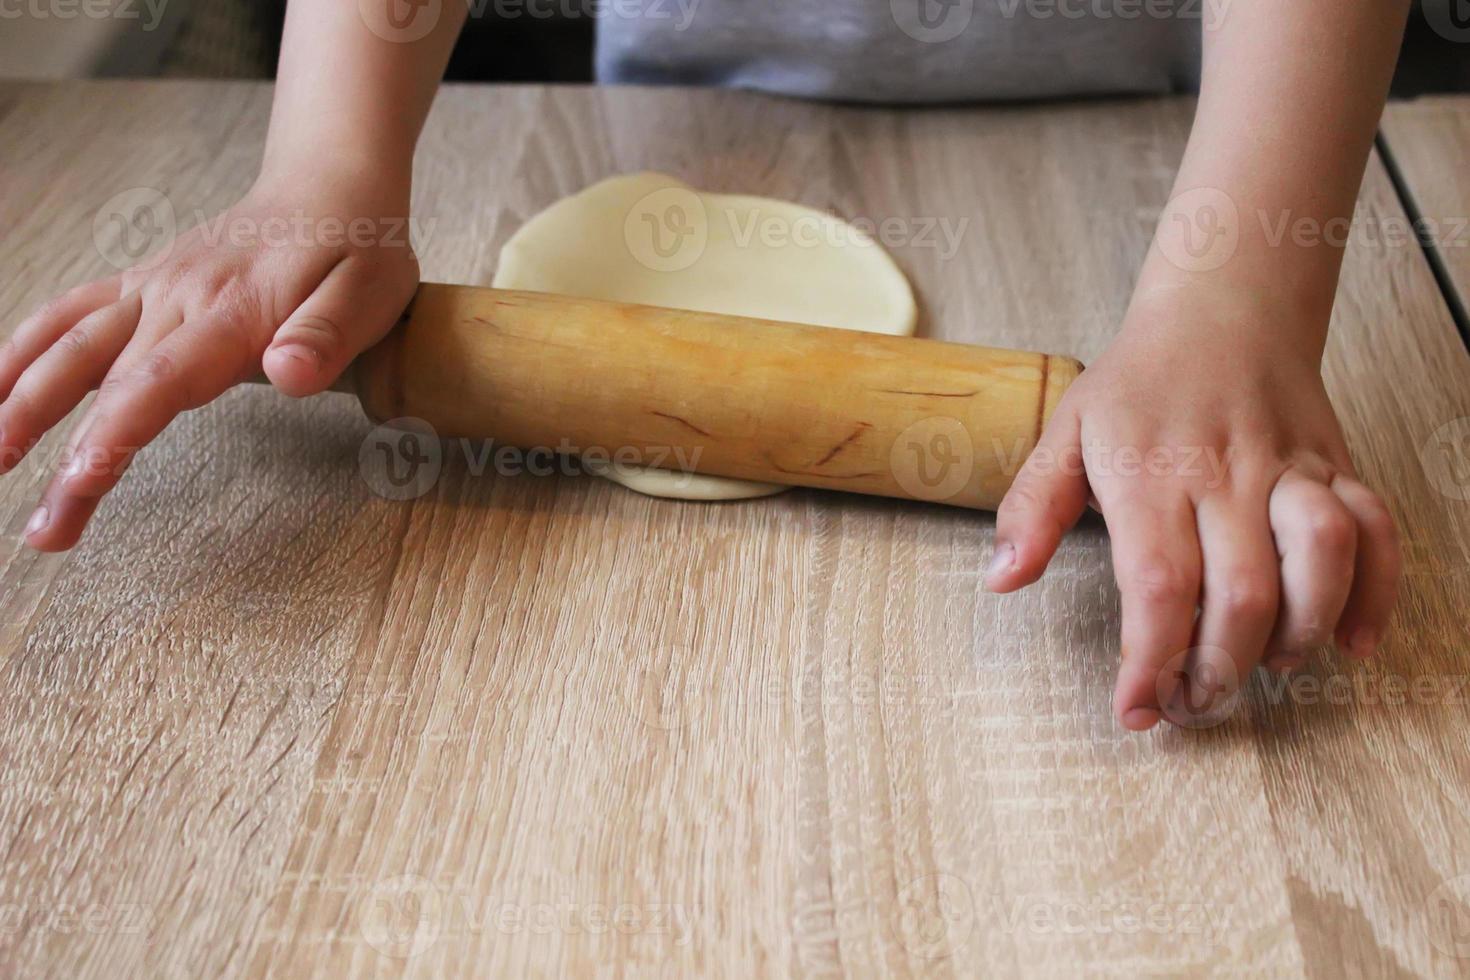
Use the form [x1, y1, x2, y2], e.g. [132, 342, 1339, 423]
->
[2, 81, 1470, 978]
[1382, 96, 1470, 327]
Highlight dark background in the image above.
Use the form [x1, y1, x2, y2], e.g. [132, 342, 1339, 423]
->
[154, 0, 1470, 96]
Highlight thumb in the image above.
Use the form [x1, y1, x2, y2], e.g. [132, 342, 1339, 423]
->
[986, 404, 1089, 593]
[264, 256, 417, 398]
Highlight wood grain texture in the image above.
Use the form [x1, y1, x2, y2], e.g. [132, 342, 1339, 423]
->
[0, 81, 1468, 978]
[1382, 96, 1470, 324]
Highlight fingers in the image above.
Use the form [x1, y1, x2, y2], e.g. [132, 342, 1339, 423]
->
[0, 276, 123, 401]
[263, 256, 416, 397]
[1192, 493, 1279, 706]
[987, 404, 1089, 592]
[0, 294, 142, 473]
[1104, 495, 1202, 732]
[1330, 474, 1402, 660]
[24, 317, 260, 551]
[1265, 469, 1358, 668]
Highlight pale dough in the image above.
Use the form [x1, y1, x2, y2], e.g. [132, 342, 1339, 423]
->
[492, 172, 918, 500]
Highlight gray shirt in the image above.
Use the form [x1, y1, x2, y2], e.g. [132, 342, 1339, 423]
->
[596, 0, 1203, 103]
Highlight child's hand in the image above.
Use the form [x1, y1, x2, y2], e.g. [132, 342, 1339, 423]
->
[987, 289, 1402, 731]
[0, 174, 420, 551]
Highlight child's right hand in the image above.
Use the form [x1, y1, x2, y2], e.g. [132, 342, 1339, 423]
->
[0, 172, 421, 552]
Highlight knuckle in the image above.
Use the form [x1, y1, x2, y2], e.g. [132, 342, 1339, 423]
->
[281, 313, 346, 353]
[1217, 577, 1276, 619]
[1126, 560, 1196, 607]
[214, 315, 264, 365]
[54, 328, 95, 360]
[1284, 621, 1333, 652]
[204, 277, 260, 322]
[129, 350, 200, 412]
[147, 259, 194, 300]
[1304, 507, 1357, 556]
[137, 349, 182, 389]
[193, 268, 233, 306]
[1357, 495, 1399, 546]
[202, 304, 263, 365]
[97, 368, 132, 397]
[1000, 479, 1049, 516]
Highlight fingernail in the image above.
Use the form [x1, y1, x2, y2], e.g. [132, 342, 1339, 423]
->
[24, 506, 48, 537]
[985, 542, 1015, 588]
[268, 344, 323, 370]
[1123, 707, 1161, 732]
[1346, 628, 1379, 660]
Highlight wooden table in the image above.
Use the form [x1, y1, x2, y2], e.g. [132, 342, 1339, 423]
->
[2, 81, 1469, 978]
[1383, 96, 1470, 333]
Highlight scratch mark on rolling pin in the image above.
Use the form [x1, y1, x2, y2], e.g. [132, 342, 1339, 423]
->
[763, 451, 879, 480]
[1033, 355, 1051, 448]
[650, 411, 712, 437]
[877, 388, 980, 398]
[814, 422, 872, 467]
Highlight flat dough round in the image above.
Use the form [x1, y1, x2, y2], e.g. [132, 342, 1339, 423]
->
[492, 172, 918, 500]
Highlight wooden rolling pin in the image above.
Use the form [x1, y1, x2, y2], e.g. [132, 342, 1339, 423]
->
[338, 283, 1082, 510]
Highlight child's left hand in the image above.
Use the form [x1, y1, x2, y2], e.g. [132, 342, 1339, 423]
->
[986, 287, 1402, 731]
